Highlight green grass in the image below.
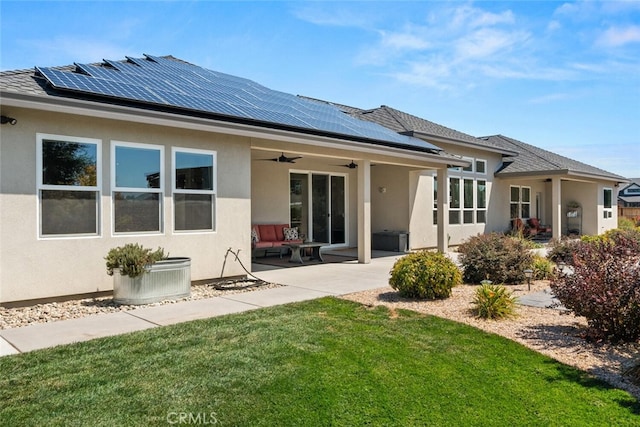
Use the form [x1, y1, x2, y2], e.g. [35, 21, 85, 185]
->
[1, 298, 638, 426]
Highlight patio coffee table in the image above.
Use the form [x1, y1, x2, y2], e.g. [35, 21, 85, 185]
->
[285, 242, 326, 264]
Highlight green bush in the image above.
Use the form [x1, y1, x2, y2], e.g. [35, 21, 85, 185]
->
[389, 251, 462, 300]
[472, 283, 518, 320]
[531, 255, 554, 280]
[618, 216, 638, 230]
[457, 233, 534, 285]
[105, 243, 167, 278]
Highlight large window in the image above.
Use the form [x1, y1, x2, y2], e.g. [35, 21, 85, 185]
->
[449, 177, 461, 225]
[463, 179, 474, 224]
[477, 180, 486, 224]
[112, 142, 163, 234]
[603, 188, 613, 219]
[37, 134, 101, 237]
[510, 186, 531, 219]
[173, 148, 216, 231]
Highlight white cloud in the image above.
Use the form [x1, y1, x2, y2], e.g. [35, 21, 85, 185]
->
[597, 25, 640, 47]
[455, 28, 526, 59]
[379, 30, 431, 51]
[528, 92, 572, 104]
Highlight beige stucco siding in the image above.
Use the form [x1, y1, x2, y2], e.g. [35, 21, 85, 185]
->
[0, 108, 251, 303]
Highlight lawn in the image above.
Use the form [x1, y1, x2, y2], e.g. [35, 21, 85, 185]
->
[1, 297, 638, 426]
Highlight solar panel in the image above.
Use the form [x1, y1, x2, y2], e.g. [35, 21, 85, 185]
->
[36, 55, 442, 152]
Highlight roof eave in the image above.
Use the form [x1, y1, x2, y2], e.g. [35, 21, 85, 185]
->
[405, 130, 519, 157]
[495, 168, 628, 183]
[2, 90, 455, 167]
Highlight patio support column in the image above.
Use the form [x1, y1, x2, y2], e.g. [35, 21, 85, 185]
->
[357, 159, 371, 263]
[551, 176, 562, 239]
[436, 167, 449, 253]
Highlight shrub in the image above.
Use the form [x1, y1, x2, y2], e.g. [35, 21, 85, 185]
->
[472, 283, 518, 320]
[550, 235, 640, 343]
[618, 216, 637, 230]
[531, 255, 554, 280]
[389, 251, 462, 300]
[457, 233, 534, 285]
[105, 243, 167, 278]
[623, 359, 640, 386]
[546, 237, 581, 265]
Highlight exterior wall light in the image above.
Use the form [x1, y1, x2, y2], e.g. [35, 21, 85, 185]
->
[1, 115, 17, 125]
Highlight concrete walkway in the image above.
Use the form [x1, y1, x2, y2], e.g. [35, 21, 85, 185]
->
[1, 253, 403, 357]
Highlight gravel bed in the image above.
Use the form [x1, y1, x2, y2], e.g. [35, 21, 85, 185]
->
[340, 280, 640, 401]
[0, 280, 281, 330]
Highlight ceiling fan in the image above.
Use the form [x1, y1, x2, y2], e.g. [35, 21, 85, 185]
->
[261, 152, 302, 163]
[336, 161, 375, 169]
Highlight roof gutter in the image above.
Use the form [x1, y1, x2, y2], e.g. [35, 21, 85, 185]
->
[495, 169, 628, 184]
[2, 91, 467, 168]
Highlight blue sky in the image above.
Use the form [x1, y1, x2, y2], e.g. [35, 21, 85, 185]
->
[2, 1, 639, 178]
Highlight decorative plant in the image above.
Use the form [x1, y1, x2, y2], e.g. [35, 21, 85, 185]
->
[457, 233, 533, 285]
[472, 283, 517, 320]
[105, 243, 167, 278]
[550, 232, 640, 342]
[531, 255, 554, 280]
[389, 251, 461, 300]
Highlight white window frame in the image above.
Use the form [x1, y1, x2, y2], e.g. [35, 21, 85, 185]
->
[477, 179, 487, 224]
[475, 159, 487, 175]
[36, 133, 102, 239]
[463, 178, 475, 224]
[603, 187, 613, 219]
[461, 156, 474, 173]
[111, 141, 164, 235]
[449, 177, 461, 225]
[510, 185, 531, 219]
[172, 147, 217, 233]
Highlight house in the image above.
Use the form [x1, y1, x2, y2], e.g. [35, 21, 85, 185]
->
[0, 54, 625, 305]
[334, 104, 626, 242]
[0, 54, 465, 304]
[618, 179, 640, 220]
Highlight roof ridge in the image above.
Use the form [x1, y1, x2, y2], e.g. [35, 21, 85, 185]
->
[379, 105, 413, 133]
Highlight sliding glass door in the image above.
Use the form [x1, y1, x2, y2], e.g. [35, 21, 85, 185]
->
[290, 172, 346, 245]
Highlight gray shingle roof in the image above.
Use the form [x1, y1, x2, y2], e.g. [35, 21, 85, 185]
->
[483, 135, 626, 181]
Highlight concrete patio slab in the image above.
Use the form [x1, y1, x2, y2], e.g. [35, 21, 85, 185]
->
[518, 289, 564, 309]
[0, 336, 19, 356]
[0, 311, 155, 353]
[129, 297, 257, 326]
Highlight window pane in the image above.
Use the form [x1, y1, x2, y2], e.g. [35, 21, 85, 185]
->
[175, 152, 213, 190]
[604, 189, 612, 209]
[41, 190, 97, 235]
[115, 146, 161, 189]
[463, 161, 473, 172]
[464, 179, 474, 208]
[477, 210, 486, 224]
[510, 186, 520, 202]
[43, 140, 97, 186]
[449, 210, 460, 225]
[450, 178, 460, 208]
[433, 176, 437, 208]
[521, 203, 530, 219]
[522, 187, 531, 203]
[433, 210, 438, 225]
[463, 210, 474, 224]
[477, 180, 486, 208]
[510, 203, 519, 219]
[475, 160, 486, 174]
[114, 192, 160, 232]
[175, 194, 214, 231]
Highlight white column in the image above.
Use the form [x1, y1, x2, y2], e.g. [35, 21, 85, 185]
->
[551, 177, 562, 239]
[437, 168, 449, 253]
[357, 160, 371, 263]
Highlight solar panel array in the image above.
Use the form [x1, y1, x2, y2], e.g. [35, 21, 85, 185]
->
[36, 54, 441, 151]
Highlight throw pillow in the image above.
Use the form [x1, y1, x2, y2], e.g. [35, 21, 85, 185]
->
[283, 227, 299, 241]
[251, 228, 259, 244]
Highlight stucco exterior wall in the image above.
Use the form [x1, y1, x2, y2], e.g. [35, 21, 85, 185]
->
[0, 108, 251, 303]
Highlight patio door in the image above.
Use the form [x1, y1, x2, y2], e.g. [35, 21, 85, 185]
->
[290, 173, 346, 245]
